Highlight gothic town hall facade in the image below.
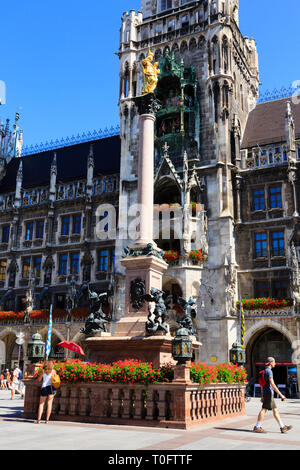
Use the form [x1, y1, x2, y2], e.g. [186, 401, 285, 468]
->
[0, 0, 299, 395]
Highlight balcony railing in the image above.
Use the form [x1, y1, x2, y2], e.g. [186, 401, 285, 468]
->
[243, 152, 288, 170]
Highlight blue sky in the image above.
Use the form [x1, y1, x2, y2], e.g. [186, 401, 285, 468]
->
[0, 0, 299, 148]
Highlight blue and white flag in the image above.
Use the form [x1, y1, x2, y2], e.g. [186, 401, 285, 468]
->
[45, 305, 53, 359]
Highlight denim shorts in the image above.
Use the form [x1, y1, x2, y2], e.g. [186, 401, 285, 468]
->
[41, 386, 56, 397]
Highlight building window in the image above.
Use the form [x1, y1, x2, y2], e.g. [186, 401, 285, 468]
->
[111, 249, 115, 270]
[2, 225, 10, 243]
[255, 281, 270, 299]
[155, 23, 162, 36]
[36, 220, 44, 239]
[22, 258, 31, 279]
[0, 260, 7, 281]
[254, 233, 267, 258]
[160, 0, 172, 12]
[56, 294, 66, 310]
[252, 188, 265, 211]
[72, 215, 82, 234]
[59, 254, 68, 276]
[33, 256, 42, 278]
[269, 186, 282, 209]
[25, 222, 34, 241]
[272, 280, 288, 299]
[167, 19, 175, 31]
[271, 231, 285, 257]
[61, 216, 70, 236]
[98, 250, 108, 272]
[70, 252, 80, 274]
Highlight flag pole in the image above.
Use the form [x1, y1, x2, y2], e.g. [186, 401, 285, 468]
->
[45, 304, 53, 361]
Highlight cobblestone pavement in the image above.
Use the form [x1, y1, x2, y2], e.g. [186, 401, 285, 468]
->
[0, 389, 299, 452]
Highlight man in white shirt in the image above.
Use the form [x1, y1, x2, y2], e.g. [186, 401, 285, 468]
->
[10, 364, 24, 400]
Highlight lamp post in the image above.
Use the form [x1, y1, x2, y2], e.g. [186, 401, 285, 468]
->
[230, 341, 246, 366]
[27, 333, 45, 364]
[15, 332, 25, 369]
[171, 326, 193, 384]
[171, 326, 193, 365]
[66, 277, 77, 322]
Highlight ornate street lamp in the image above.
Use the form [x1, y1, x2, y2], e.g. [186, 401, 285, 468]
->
[230, 341, 246, 366]
[171, 326, 193, 365]
[27, 333, 45, 364]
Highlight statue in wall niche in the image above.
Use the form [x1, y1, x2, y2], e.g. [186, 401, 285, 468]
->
[142, 48, 160, 95]
[176, 297, 197, 335]
[80, 287, 110, 336]
[291, 243, 300, 307]
[145, 288, 172, 335]
[224, 256, 238, 314]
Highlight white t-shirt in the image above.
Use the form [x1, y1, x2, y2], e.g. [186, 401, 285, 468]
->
[12, 369, 20, 383]
[42, 372, 54, 389]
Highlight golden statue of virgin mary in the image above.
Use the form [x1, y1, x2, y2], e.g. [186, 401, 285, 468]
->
[141, 47, 160, 95]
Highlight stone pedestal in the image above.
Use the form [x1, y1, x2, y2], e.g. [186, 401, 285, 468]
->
[115, 255, 168, 335]
[84, 335, 176, 369]
[173, 362, 193, 385]
[25, 362, 43, 378]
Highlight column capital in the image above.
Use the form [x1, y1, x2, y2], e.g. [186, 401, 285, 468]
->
[133, 93, 161, 116]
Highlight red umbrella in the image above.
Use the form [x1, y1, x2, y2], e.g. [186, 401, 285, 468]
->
[58, 341, 85, 356]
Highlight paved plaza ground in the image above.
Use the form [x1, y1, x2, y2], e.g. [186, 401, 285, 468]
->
[0, 389, 299, 454]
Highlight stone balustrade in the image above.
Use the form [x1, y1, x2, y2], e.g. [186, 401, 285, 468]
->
[23, 379, 245, 429]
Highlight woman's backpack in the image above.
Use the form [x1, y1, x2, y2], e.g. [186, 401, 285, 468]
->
[258, 370, 266, 387]
[51, 372, 61, 390]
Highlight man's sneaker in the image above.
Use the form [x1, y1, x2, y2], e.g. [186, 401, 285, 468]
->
[280, 425, 293, 434]
[253, 426, 267, 433]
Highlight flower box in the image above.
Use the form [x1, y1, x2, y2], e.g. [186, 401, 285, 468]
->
[190, 201, 202, 216]
[188, 249, 206, 263]
[163, 250, 179, 265]
[0, 311, 25, 322]
[237, 298, 293, 311]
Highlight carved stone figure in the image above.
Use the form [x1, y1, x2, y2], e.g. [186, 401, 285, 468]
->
[81, 287, 109, 336]
[123, 243, 164, 260]
[176, 297, 197, 335]
[130, 277, 146, 311]
[145, 288, 172, 334]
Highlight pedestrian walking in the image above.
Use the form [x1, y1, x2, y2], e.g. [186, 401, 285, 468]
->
[253, 357, 292, 434]
[10, 364, 24, 400]
[34, 361, 59, 424]
[5, 369, 10, 389]
[0, 371, 5, 389]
